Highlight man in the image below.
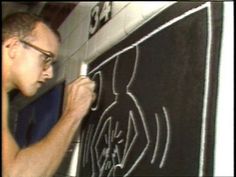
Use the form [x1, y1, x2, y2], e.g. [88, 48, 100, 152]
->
[2, 12, 95, 177]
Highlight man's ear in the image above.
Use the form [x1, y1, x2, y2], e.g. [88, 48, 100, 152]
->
[4, 37, 20, 59]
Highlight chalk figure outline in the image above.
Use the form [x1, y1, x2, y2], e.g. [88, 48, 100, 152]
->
[80, 2, 213, 176]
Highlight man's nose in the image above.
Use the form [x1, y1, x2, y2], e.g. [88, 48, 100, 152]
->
[43, 66, 54, 79]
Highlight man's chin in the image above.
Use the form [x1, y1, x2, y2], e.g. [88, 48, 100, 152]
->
[21, 88, 38, 97]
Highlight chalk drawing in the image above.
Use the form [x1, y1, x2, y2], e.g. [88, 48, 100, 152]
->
[80, 2, 213, 176]
[82, 124, 95, 167]
[88, 46, 150, 177]
[151, 107, 171, 168]
[151, 113, 161, 164]
[159, 106, 171, 168]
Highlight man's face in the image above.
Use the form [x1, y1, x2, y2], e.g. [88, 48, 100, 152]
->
[10, 22, 60, 97]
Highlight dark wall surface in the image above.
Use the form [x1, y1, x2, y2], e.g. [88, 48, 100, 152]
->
[78, 2, 223, 177]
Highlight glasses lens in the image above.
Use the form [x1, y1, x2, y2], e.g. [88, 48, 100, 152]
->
[20, 40, 55, 70]
[43, 56, 53, 70]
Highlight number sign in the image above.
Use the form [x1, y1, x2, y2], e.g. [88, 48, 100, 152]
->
[89, 2, 112, 38]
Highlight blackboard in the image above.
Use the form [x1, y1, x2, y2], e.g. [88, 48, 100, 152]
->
[78, 2, 223, 177]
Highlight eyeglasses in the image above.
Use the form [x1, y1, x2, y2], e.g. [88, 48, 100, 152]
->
[19, 39, 55, 70]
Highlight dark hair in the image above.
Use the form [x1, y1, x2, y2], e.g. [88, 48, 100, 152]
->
[2, 12, 61, 43]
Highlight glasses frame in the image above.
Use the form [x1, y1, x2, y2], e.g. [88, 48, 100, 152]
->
[19, 39, 55, 70]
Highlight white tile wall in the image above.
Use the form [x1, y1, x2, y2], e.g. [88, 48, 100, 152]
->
[58, 37, 70, 61]
[53, 61, 66, 84]
[64, 59, 71, 84]
[63, 43, 88, 85]
[67, 16, 89, 57]
[94, 6, 127, 61]
[76, 1, 98, 22]
[58, 2, 97, 42]
[141, 1, 176, 20]
[86, 34, 98, 62]
[57, 14, 73, 42]
[112, 1, 130, 17]
[123, 2, 144, 35]
[71, 44, 87, 76]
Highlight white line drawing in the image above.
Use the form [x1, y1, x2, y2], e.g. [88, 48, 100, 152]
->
[82, 126, 90, 166]
[151, 107, 171, 168]
[81, 128, 86, 167]
[123, 111, 138, 160]
[199, 2, 212, 177]
[80, 2, 213, 176]
[151, 113, 161, 164]
[86, 124, 95, 164]
[82, 124, 94, 167]
[89, 46, 150, 177]
[159, 106, 171, 168]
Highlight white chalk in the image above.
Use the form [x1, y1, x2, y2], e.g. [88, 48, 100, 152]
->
[80, 62, 88, 76]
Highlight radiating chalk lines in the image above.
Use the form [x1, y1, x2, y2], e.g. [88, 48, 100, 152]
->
[82, 124, 95, 167]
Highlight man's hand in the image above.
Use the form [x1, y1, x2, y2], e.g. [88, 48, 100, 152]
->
[62, 76, 96, 123]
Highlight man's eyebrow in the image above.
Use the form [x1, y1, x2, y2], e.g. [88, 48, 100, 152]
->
[20, 39, 56, 60]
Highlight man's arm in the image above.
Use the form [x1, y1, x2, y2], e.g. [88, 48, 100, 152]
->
[2, 77, 95, 177]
